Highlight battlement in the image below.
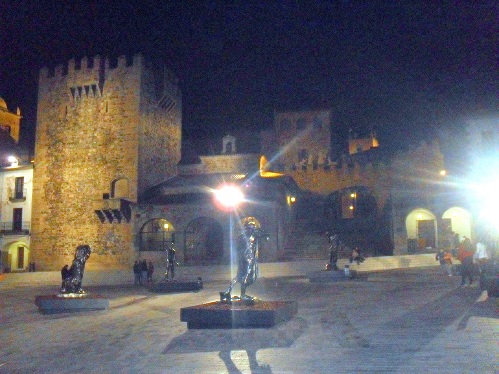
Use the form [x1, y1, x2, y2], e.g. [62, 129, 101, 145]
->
[273, 159, 388, 174]
[39, 54, 143, 81]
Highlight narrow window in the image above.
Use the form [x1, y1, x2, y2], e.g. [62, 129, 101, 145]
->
[17, 247, 24, 269]
[15, 177, 24, 199]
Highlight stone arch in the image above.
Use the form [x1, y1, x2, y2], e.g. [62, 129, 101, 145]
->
[1, 240, 29, 272]
[442, 207, 472, 242]
[184, 217, 223, 265]
[139, 218, 175, 252]
[406, 208, 437, 250]
[111, 177, 129, 199]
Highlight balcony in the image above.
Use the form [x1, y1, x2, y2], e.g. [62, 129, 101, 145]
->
[0, 221, 30, 235]
[9, 188, 27, 202]
[93, 198, 132, 223]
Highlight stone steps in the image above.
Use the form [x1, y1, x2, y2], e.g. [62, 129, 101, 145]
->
[346, 253, 440, 272]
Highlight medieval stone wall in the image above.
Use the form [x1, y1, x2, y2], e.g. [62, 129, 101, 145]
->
[31, 55, 181, 270]
[199, 154, 260, 174]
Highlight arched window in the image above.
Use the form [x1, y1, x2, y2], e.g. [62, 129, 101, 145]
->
[139, 219, 174, 252]
[111, 178, 129, 199]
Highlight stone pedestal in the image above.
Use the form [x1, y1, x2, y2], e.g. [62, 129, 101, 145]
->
[147, 278, 203, 293]
[35, 294, 109, 314]
[181, 300, 297, 329]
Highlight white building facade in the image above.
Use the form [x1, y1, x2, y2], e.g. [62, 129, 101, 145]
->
[0, 161, 33, 272]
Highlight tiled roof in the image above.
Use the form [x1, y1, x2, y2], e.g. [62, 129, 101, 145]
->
[140, 172, 300, 204]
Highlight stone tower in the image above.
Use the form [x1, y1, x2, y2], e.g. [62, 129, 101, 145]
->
[31, 54, 182, 270]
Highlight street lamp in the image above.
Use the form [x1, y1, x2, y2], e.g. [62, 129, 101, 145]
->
[214, 184, 245, 290]
[7, 155, 18, 167]
[214, 184, 244, 211]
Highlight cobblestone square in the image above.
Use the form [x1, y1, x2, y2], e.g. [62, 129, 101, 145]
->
[1, 266, 497, 373]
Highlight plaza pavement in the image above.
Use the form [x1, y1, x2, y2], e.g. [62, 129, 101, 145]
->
[0, 261, 497, 373]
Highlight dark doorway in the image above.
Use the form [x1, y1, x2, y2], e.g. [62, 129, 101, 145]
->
[184, 217, 224, 265]
[417, 219, 436, 249]
[17, 246, 24, 269]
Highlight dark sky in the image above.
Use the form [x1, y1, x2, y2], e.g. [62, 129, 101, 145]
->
[1, 1, 497, 155]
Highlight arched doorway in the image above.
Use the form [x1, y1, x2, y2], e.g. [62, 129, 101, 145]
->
[406, 208, 437, 250]
[1, 241, 29, 272]
[139, 218, 175, 252]
[442, 207, 472, 244]
[184, 217, 223, 265]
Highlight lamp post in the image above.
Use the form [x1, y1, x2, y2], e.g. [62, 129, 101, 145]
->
[214, 184, 245, 253]
[214, 184, 247, 300]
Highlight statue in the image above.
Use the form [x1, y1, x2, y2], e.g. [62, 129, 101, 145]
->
[165, 240, 179, 281]
[60, 245, 91, 294]
[326, 233, 340, 271]
[220, 222, 268, 303]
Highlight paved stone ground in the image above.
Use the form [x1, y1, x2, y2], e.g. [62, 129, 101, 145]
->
[0, 266, 497, 373]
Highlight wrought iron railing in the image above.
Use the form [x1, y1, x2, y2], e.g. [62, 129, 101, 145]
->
[0, 221, 31, 234]
[9, 188, 27, 201]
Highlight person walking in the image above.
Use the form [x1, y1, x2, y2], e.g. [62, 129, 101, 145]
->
[474, 238, 488, 272]
[457, 243, 474, 286]
[436, 248, 453, 276]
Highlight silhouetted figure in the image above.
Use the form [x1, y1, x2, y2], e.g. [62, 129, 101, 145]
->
[147, 261, 154, 282]
[327, 233, 340, 271]
[133, 261, 140, 285]
[165, 245, 178, 281]
[140, 259, 148, 285]
[349, 247, 365, 265]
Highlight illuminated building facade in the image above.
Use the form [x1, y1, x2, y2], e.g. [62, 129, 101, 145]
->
[0, 98, 33, 272]
[30, 55, 182, 270]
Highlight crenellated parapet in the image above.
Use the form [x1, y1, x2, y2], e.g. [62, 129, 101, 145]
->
[40, 54, 143, 80]
[39, 54, 145, 99]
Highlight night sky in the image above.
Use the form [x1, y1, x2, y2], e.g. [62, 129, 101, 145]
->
[1, 1, 497, 157]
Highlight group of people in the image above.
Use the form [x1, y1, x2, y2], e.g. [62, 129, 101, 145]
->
[133, 259, 154, 285]
[436, 232, 492, 286]
[326, 232, 366, 270]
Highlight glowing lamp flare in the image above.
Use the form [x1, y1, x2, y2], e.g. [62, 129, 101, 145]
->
[214, 185, 244, 209]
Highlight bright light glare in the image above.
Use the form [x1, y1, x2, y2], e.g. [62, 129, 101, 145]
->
[469, 156, 499, 235]
[214, 185, 244, 209]
[476, 179, 499, 234]
[7, 156, 18, 167]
